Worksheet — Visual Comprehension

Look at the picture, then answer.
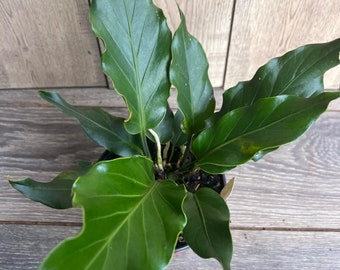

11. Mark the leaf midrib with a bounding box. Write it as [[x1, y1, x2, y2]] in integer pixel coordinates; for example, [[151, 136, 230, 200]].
[[226, 42, 339, 112], [276, 46, 338, 96], [197, 97, 323, 165], [84, 181, 159, 269], [194, 194, 214, 250], [123, 0, 145, 133]]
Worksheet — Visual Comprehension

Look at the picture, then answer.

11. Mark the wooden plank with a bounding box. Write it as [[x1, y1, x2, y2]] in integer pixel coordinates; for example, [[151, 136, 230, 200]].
[[145, 0, 234, 87], [231, 229, 340, 269], [1, 100, 339, 226], [173, 230, 340, 269], [1, 224, 340, 269], [0, 88, 150, 109], [225, 0, 340, 90], [328, 89, 340, 111], [227, 112, 340, 229], [0, 224, 80, 270], [0, 0, 106, 89], [1, 88, 338, 111], [0, 87, 225, 111], [0, 105, 118, 223]]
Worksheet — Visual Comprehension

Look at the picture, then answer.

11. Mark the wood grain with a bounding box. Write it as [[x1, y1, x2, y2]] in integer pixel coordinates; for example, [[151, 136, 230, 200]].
[[0, 88, 224, 112], [150, 0, 234, 87], [0, 225, 80, 270], [1, 0, 339, 267], [172, 229, 340, 269], [1, 224, 340, 269], [1, 88, 339, 227], [1, 88, 338, 111], [2, 0, 338, 90], [227, 112, 340, 228], [0, 0, 106, 89], [224, 0, 340, 90]]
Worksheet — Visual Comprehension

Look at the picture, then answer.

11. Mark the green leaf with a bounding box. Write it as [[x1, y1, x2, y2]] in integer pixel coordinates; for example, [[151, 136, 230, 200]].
[[40, 156, 187, 270], [171, 110, 189, 147], [9, 164, 92, 209], [218, 38, 340, 115], [39, 91, 142, 157], [147, 104, 174, 144], [193, 93, 340, 174], [251, 147, 280, 162], [183, 188, 232, 270], [90, 0, 172, 134], [170, 9, 215, 134]]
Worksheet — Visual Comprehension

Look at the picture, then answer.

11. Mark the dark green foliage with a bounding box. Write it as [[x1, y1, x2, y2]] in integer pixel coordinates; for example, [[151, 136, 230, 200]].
[[9, 0, 339, 269]]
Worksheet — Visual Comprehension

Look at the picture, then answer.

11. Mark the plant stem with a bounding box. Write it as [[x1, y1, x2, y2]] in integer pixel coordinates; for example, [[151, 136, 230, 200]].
[[141, 133, 151, 159], [148, 129, 164, 171], [177, 160, 195, 174], [181, 135, 193, 167], [162, 142, 171, 163], [168, 143, 175, 163]]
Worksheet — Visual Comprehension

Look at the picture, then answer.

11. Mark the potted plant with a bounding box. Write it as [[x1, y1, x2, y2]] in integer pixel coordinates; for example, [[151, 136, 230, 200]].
[[9, 0, 340, 269]]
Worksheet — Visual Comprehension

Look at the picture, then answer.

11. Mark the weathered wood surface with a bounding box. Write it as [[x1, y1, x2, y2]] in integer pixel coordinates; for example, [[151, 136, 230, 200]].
[[0, 0, 106, 89], [228, 111, 340, 229], [1, 88, 339, 110], [2, 0, 339, 90], [1, 87, 340, 268], [0, 0, 233, 89], [154, 0, 233, 87], [224, 0, 340, 90], [1, 0, 340, 268], [1, 88, 339, 226], [1, 224, 340, 269]]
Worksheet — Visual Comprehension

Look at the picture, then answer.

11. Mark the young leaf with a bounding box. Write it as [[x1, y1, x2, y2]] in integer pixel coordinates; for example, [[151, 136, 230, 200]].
[[147, 103, 174, 144], [193, 93, 340, 174], [220, 177, 235, 201], [171, 110, 189, 147], [90, 0, 172, 134], [40, 156, 187, 270], [218, 38, 340, 116], [9, 163, 92, 209], [183, 188, 232, 270], [170, 9, 215, 134], [39, 91, 142, 157]]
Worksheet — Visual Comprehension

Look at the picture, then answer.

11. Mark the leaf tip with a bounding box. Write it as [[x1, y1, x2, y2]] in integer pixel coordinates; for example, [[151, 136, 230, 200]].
[[220, 177, 235, 201]]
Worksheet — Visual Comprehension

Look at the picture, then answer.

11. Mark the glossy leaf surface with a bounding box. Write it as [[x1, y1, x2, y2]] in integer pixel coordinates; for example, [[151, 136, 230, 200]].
[[90, 0, 171, 134], [193, 93, 340, 173], [147, 104, 174, 144], [170, 9, 215, 134], [171, 110, 189, 147], [219, 38, 340, 115], [183, 188, 232, 270], [40, 156, 187, 270], [9, 164, 91, 209], [39, 91, 142, 156]]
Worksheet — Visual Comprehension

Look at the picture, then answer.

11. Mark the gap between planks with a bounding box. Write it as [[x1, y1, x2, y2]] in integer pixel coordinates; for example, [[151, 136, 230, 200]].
[[2, 220, 340, 233], [1, 87, 339, 111]]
